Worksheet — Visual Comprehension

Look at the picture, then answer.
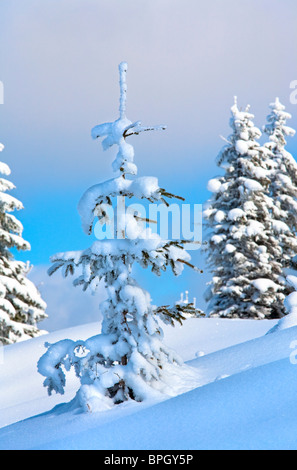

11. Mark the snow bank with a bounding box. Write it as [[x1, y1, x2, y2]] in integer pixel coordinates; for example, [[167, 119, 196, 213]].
[[2, 320, 297, 450], [0, 318, 274, 430], [33, 356, 297, 450]]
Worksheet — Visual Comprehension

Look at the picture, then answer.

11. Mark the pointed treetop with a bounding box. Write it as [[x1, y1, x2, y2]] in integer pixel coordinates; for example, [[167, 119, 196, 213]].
[[91, 62, 166, 176], [264, 97, 295, 148], [269, 97, 286, 112], [267, 97, 292, 123], [231, 96, 252, 115], [119, 61, 128, 119], [229, 98, 261, 142]]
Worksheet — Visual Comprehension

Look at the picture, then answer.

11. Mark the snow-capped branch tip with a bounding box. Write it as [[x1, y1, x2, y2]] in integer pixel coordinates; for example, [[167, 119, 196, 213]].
[[219, 135, 232, 145], [231, 96, 240, 115], [119, 61, 128, 119], [274, 97, 280, 107], [232, 96, 251, 113], [123, 122, 167, 139], [176, 258, 203, 273], [270, 96, 282, 109]]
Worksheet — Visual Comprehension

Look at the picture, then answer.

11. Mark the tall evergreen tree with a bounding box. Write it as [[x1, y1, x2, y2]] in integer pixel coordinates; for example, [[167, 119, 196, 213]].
[[0, 143, 47, 344], [263, 98, 297, 269], [38, 62, 199, 412], [204, 99, 286, 319]]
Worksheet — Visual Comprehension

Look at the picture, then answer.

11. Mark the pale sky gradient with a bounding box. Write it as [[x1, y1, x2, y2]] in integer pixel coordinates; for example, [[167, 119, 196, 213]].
[[1, 0, 297, 329]]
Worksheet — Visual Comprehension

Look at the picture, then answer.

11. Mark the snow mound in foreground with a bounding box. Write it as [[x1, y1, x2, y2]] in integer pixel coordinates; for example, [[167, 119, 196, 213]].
[[1, 318, 297, 450]]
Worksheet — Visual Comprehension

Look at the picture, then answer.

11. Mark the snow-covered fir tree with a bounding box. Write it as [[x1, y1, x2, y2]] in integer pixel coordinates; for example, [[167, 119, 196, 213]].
[[263, 98, 297, 269], [204, 98, 288, 319], [267, 275, 297, 334], [0, 143, 47, 344], [38, 62, 200, 411]]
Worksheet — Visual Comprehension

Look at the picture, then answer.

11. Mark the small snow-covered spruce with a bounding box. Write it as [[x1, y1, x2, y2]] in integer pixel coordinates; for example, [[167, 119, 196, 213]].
[[263, 98, 297, 272], [155, 290, 204, 326], [38, 62, 201, 411], [204, 98, 286, 320], [0, 143, 47, 344]]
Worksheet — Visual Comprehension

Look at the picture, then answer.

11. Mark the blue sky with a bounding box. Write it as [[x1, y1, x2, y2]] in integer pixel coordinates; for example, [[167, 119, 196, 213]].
[[1, 0, 297, 330]]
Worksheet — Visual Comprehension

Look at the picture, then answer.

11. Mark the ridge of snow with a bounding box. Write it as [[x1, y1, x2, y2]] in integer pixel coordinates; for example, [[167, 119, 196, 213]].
[[3, 317, 297, 450]]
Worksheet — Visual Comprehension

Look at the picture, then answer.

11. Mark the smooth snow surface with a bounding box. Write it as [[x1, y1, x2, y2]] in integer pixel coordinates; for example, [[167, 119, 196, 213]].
[[1, 317, 297, 450]]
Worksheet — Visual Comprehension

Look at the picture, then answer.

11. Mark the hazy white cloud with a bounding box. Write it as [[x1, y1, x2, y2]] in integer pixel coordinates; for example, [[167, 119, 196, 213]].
[[28, 265, 106, 332]]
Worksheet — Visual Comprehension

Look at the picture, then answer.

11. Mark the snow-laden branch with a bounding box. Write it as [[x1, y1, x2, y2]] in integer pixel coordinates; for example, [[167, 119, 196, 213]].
[[77, 175, 185, 235]]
